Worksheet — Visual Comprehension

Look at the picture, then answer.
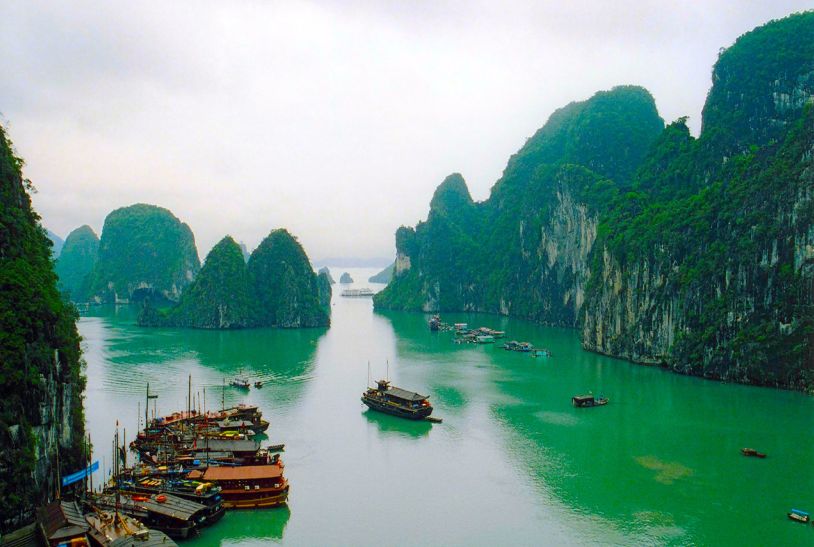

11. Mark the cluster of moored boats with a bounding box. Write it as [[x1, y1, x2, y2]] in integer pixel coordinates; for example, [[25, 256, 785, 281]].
[[431, 316, 553, 356], [3, 382, 290, 546]]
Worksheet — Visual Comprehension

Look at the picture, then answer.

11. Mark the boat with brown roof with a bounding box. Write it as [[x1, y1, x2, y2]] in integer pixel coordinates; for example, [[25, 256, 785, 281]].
[[361, 379, 433, 420], [186, 456, 289, 509]]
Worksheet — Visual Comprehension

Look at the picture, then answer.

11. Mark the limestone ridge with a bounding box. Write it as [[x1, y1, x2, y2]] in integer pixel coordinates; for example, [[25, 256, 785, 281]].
[[375, 12, 814, 389], [0, 124, 85, 531], [375, 85, 663, 315], [318, 266, 335, 284], [248, 229, 330, 328], [140, 236, 255, 328], [55, 225, 99, 302], [140, 230, 330, 329], [89, 203, 200, 304]]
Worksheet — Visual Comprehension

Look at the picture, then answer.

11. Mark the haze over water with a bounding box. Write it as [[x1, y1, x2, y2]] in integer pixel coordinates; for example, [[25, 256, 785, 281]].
[[81, 268, 814, 546]]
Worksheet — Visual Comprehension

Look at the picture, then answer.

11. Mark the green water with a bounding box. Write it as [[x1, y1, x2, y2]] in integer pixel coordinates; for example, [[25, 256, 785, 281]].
[[80, 268, 814, 546]]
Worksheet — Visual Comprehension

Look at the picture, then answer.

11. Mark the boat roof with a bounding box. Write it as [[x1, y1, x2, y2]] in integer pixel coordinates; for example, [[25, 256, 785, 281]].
[[572, 394, 595, 401], [38, 500, 88, 541], [188, 464, 284, 481], [0, 523, 40, 547], [97, 492, 206, 520], [385, 386, 428, 402], [197, 438, 261, 452]]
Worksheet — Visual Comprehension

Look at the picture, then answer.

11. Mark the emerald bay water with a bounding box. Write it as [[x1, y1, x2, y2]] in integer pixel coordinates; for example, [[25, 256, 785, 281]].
[[80, 268, 814, 546]]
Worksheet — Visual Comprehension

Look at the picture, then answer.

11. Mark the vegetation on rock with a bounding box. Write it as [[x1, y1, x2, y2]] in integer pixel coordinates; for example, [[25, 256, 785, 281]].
[[0, 124, 85, 531], [89, 204, 200, 303], [55, 225, 99, 302], [248, 229, 330, 328], [376, 12, 814, 390], [139, 236, 255, 328]]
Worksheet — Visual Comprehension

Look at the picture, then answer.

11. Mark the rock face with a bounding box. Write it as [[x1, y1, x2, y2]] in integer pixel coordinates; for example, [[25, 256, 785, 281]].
[[375, 86, 664, 318], [369, 262, 394, 284], [318, 267, 335, 284], [139, 236, 255, 328], [248, 229, 330, 328], [339, 272, 353, 284], [89, 204, 200, 303], [317, 270, 333, 309], [0, 124, 84, 531], [55, 225, 99, 302], [582, 13, 814, 389], [375, 13, 814, 390]]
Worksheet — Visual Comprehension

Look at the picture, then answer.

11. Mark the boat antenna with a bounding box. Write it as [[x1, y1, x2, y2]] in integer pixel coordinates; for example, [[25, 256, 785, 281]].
[[188, 374, 192, 418], [386, 360, 389, 382]]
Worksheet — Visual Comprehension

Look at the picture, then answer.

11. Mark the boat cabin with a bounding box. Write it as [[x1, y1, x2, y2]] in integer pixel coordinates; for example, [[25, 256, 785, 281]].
[[572, 394, 608, 407]]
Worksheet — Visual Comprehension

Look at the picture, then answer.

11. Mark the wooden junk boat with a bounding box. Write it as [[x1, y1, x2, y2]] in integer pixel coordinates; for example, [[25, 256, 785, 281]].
[[90, 491, 207, 540], [117, 476, 225, 526], [741, 448, 767, 458], [572, 394, 609, 408], [361, 379, 433, 420], [187, 455, 289, 509]]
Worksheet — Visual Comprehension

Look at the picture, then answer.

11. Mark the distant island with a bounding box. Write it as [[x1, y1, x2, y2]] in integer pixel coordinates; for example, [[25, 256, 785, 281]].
[[318, 266, 335, 284], [339, 272, 353, 283], [368, 262, 394, 284]]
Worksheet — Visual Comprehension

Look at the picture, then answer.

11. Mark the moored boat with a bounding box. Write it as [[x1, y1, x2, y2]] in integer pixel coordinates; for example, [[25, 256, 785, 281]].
[[187, 457, 289, 509], [787, 508, 810, 523], [572, 394, 609, 407], [361, 379, 433, 420]]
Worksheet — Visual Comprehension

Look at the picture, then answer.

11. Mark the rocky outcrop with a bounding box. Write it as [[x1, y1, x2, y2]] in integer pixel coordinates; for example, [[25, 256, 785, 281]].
[[317, 270, 333, 309], [89, 204, 200, 303], [248, 229, 330, 328], [55, 225, 99, 302], [339, 272, 353, 284], [318, 267, 335, 284], [139, 236, 255, 328], [0, 124, 84, 531], [375, 13, 814, 390]]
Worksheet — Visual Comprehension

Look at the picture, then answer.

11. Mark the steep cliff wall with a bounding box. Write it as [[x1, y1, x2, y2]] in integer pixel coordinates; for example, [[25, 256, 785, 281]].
[[376, 13, 814, 390], [90, 204, 200, 304], [0, 125, 85, 532]]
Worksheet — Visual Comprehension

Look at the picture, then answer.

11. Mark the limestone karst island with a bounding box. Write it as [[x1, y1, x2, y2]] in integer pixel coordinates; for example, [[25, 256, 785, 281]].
[[1, 6, 813, 546]]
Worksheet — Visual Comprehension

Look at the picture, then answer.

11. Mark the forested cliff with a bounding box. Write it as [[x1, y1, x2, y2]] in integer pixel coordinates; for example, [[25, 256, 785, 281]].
[[0, 125, 85, 531], [375, 13, 814, 389]]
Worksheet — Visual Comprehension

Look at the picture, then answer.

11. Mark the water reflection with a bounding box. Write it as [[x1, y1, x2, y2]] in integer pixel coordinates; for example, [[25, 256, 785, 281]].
[[362, 409, 433, 438]]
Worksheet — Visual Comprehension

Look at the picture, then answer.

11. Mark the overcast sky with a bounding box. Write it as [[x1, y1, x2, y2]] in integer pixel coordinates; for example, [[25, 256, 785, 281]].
[[1, 1, 811, 263]]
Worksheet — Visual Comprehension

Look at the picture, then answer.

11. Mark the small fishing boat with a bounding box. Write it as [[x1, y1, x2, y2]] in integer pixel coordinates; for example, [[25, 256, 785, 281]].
[[741, 448, 766, 458], [429, 315, 441, 331], [230, 375, 250, 389], [532, 349, 551, 357], [572, 394, 609, 407], [361, 379, 433, 420], [788, 508, 810, 523], [476, 335, 495, 344], [254, 381, 264, 388]]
